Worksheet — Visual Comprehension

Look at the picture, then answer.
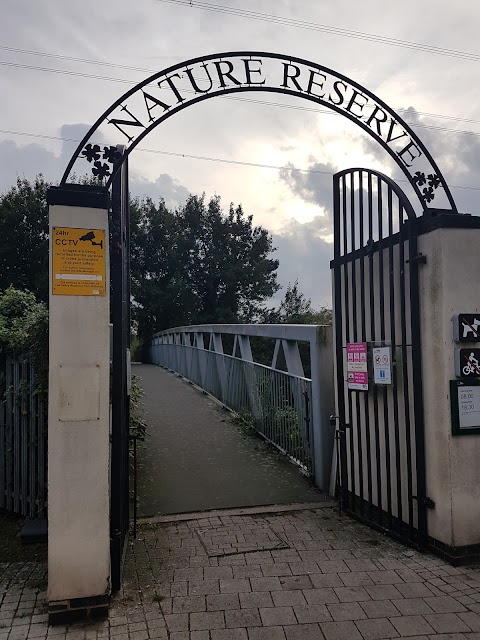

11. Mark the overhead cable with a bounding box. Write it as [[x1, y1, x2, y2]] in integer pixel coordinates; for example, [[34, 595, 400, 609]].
[[1, 127, 479, 193]]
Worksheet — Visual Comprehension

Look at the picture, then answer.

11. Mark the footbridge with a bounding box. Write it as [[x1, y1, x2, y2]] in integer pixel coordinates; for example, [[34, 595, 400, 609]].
[[136, 323, 335, 517]]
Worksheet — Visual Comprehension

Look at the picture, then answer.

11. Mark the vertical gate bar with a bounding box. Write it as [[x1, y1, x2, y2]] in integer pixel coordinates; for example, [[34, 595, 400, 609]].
[[351, 171, 364, 515], [399, 204, 415, 536], [123, 155, 131, 541], [111, 161, 124, 589], [29, 363, 35, 516], [343, 174, 355, 509], [388, 187, 403, 527], [358, 171, 373, 517], [0, 354, 5, 510], [6, 359, 13, 510], [133, 435, 137, 539], [111, 155, 130, 591], [367, 171, 382, 523], [377, 176, 393, 527], [38, 394, 46, 515], [333, 173, 347, 503], [281, 373, 286, 455], [13, 360, 20, 513], [21, 361, 28, 515], [409, 225, 428, 544]]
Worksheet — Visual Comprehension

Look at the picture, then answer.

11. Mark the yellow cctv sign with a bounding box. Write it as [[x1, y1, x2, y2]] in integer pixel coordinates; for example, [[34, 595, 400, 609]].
[[52, 227, 106, 296]]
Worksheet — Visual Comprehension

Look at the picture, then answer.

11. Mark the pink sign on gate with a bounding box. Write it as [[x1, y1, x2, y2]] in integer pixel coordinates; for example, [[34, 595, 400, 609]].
[[347, 342, 368, 391]]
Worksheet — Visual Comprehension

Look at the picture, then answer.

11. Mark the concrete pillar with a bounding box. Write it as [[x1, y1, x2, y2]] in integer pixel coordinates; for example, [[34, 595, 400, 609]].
[[310, 326, 335, 490], [47, 186, 111, 613], [418, 217, 480, 559]]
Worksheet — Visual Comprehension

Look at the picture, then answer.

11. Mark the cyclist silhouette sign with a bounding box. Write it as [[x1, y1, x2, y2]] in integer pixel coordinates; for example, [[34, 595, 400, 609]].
[[455, 349, 480, 378]]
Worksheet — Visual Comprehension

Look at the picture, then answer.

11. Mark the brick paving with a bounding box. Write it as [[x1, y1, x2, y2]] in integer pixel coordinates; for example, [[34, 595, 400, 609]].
[[5, 504, 480, 638]]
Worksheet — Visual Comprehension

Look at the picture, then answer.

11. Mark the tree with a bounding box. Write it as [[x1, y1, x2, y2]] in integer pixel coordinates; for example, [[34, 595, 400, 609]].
[[0, 286, 49, 390], [263, 279, 332, 325], [131, 193, 279, 345], [277, 280, 314, 323], [0, 177, 281, 347], [0, 177, 49, 302]]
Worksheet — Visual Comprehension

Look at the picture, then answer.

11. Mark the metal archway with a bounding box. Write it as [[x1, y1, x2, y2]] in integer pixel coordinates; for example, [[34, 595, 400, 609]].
[[61, 51, 457, 213]]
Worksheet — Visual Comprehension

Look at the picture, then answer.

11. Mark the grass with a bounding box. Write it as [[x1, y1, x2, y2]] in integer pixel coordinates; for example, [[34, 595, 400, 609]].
[[0, 509, 47, 563]]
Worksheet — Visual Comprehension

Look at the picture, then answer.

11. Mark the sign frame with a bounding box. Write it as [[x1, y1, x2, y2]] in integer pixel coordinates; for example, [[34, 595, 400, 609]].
[[373, 345, 393, 385], [454, 348, 480, 378], [453, 313, 480, 343], [450, 379, 480, 436], [347, 342, 369, 392], [52, 226, 106, 297]]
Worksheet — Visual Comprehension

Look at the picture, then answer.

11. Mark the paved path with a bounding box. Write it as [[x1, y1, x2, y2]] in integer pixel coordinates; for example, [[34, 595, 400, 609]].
[[134, 364, 326, 517], [4, 503, 480, 639]]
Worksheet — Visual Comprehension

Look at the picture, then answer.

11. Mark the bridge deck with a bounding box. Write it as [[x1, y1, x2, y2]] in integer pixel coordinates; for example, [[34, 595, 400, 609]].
[[134, 364, 327, 517]]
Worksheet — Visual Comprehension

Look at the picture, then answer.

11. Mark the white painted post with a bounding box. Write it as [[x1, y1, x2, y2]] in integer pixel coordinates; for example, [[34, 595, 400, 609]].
[[47, 186, 111, 613]]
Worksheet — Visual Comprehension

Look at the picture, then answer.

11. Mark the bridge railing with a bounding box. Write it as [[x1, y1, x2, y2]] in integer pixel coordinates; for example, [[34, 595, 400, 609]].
[[150, 324, 334, 491]]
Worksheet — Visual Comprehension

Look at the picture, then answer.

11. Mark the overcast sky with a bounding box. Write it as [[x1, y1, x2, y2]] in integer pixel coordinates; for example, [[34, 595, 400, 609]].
[[2, 0, 480, 307]]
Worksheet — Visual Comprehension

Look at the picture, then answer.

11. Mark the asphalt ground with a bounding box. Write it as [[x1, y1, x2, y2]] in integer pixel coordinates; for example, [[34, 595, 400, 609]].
[[133, 364, 326, 517]]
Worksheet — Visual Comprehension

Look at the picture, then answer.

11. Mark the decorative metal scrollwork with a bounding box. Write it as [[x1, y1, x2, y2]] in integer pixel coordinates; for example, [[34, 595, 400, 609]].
[[61, 51, 457, 212], [413, 171, 442, 204], [81, 144, 122, 181]]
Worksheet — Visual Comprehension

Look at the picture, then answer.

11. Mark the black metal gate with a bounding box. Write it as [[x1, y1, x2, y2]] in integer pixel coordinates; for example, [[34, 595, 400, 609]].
[[110, 152, 131, 590], [332, 167, 428, 546]]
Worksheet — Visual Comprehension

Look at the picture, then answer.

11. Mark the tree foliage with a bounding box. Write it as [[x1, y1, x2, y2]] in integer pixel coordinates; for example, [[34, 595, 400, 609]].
[[263, 280, 332, 325], [0, 177, 49, 302], [0, 177, 332, 362], [131, 193, 279, 345], [0, 286, 49, 390]]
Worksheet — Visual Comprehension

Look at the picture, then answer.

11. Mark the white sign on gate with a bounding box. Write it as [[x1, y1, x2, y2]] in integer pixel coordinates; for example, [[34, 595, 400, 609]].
[[458, 386, 480, 429], [373, 346, 392, 385]]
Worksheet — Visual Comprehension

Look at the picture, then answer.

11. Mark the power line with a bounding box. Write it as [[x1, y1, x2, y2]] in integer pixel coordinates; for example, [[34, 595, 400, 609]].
[[0, 45, 175, 74], [157, 0, 480, 63], [2, 59, 480, 138], [1, 45, 479, 128], [1, 127, 479, 193]]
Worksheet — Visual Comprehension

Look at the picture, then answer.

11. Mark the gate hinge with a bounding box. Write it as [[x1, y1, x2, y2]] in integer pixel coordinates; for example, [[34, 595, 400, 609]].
[[413, 495, 435, 509], [406, 253, 427, 265]]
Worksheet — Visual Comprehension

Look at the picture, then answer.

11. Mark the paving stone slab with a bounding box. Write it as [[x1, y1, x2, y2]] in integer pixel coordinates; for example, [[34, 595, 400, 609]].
[[6, 503, 480, 639], [196, 525, 289, 557]]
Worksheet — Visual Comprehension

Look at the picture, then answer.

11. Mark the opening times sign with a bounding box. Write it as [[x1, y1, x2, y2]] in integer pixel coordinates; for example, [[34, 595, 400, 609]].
[[53, 227, 106, 296], [451, 380, 480, 435], [347, 342, 368, 391]]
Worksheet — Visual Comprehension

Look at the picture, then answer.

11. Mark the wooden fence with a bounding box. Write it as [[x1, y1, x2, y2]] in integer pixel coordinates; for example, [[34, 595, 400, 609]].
[[0, 354, 47, 517]]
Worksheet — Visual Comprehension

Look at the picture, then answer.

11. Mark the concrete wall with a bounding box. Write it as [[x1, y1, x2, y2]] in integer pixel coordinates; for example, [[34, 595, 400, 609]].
[[48, 202, 111, 603], [419, 227, 480, 547]]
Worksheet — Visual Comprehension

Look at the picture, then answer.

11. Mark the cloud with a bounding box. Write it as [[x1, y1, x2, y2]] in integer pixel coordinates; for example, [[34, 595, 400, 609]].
[[279, 108, 480, 222], [279, 161, 335, 217], [0, 125, 192, 209], [0, 139, 60, 195], [129, 174, 190, 209], [272, 217, 334, 308], [360, 108, 480, 215]]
